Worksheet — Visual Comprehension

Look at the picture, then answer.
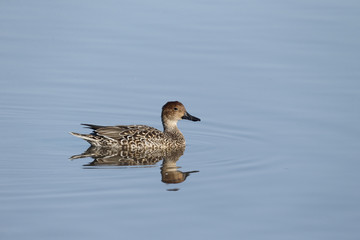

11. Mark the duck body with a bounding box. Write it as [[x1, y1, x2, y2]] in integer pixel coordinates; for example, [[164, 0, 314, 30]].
[[70, 101, 200, 150], [71, 124, 183, 150]]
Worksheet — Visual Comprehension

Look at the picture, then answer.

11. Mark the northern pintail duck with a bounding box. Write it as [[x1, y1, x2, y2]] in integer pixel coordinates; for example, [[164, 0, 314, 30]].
[[70, 101, 200, 150]]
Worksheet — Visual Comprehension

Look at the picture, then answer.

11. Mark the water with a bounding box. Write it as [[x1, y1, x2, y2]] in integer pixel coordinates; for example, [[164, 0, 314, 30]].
[[1, 1, 360, 239]]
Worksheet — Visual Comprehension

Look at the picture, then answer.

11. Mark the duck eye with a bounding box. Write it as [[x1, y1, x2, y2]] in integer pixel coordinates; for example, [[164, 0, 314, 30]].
[[174, 107, 178, 111]]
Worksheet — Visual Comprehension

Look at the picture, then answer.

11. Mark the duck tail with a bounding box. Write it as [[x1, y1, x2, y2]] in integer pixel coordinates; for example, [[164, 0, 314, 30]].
[[69, 132, 101, 147]]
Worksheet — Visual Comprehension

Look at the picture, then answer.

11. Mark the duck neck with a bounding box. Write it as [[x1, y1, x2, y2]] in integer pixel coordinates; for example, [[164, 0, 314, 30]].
[[162, 119, 185, 141]]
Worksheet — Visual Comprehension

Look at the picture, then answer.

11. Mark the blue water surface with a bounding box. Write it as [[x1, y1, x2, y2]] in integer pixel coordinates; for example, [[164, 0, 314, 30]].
[[1, 1, 359, 240]]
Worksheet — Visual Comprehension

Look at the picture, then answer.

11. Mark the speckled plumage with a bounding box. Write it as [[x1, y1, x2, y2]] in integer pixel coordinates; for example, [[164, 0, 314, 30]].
[[70, 101, 200, 150]]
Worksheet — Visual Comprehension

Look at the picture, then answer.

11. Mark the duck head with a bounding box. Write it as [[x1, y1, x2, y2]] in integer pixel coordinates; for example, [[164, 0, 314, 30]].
[[161, 101, 201, 124]]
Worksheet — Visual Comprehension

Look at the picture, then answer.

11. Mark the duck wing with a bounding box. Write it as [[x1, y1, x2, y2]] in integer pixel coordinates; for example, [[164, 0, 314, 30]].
[[82, 124, 163, 141]]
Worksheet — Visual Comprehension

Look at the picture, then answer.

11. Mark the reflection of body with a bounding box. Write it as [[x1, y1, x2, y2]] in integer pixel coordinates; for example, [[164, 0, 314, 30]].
[[71, 146, 199, 187], [70, 146, 171, 166]]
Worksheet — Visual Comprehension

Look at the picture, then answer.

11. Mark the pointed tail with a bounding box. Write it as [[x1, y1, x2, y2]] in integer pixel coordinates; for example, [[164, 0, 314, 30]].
[[69, 132, 101, 146]]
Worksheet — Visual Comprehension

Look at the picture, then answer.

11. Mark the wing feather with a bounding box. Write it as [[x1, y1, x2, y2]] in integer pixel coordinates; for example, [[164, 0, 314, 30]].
[[84, 124, 164, 141]]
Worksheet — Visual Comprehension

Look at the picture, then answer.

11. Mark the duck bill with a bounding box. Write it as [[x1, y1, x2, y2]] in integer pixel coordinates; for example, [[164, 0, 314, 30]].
[[182, 111, 201, 122]]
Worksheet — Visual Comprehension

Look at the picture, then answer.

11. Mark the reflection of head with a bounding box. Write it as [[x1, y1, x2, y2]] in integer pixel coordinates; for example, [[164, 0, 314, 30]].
[[161, 167, 199, 184], [160, 148, 198, 184], [161, 170, 187, 184]]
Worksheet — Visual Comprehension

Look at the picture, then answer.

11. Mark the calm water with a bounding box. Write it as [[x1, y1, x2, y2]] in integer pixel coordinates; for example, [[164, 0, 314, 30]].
[[1, 1, 360, 239]]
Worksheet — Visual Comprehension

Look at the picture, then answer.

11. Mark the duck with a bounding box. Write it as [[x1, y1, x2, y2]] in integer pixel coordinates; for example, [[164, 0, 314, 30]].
[[70, 101, 200, 150]]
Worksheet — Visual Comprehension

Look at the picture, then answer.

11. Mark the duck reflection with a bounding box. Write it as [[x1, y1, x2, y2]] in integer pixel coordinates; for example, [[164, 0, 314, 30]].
[[70, 146, 198, 189]]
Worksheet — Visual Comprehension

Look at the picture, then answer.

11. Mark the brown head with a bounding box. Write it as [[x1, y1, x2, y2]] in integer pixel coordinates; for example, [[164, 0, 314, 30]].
[[161, 101, 200, 131]]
